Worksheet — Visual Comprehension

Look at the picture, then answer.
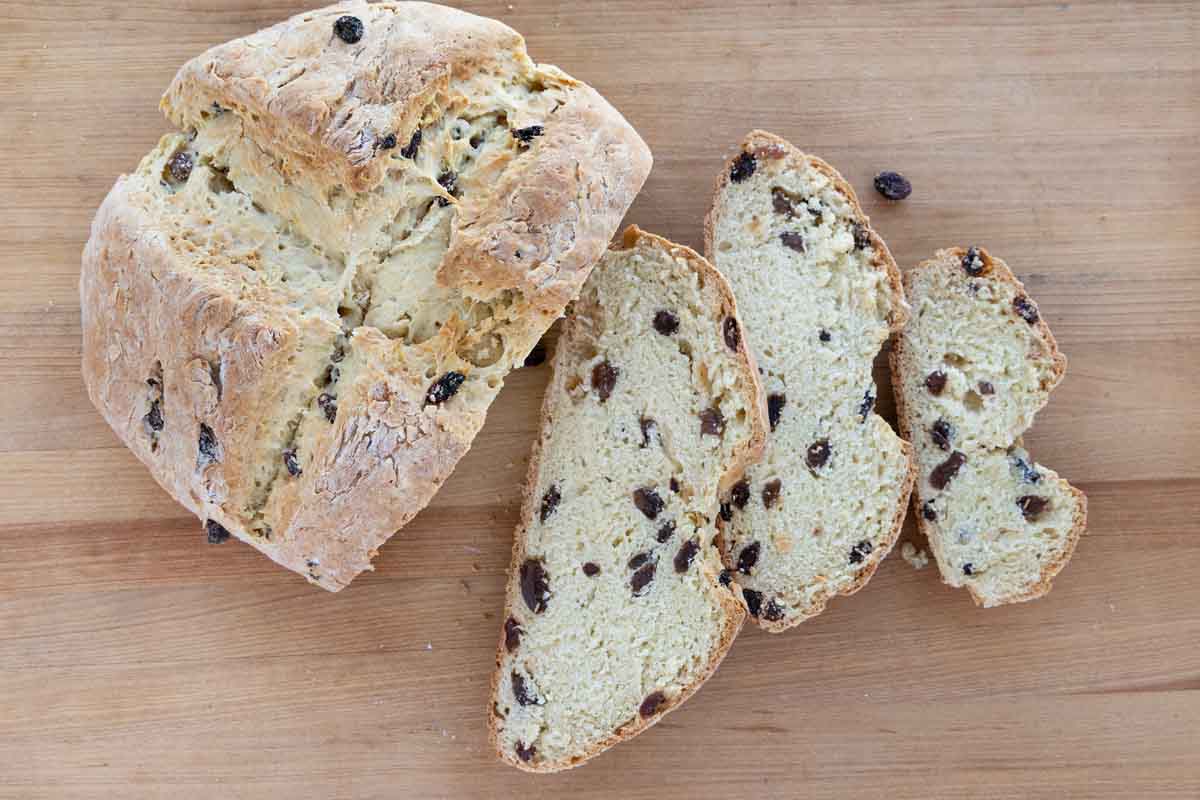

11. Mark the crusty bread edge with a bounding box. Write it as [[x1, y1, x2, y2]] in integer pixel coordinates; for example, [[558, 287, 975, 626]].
[[889, 246, 1087, 607], [702, 129, 917, 632], [487, 224, 767, 772]]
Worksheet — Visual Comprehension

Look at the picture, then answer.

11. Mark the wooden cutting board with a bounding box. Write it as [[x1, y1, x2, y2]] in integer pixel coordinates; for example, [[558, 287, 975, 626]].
[[1, 1, 1197, 797]]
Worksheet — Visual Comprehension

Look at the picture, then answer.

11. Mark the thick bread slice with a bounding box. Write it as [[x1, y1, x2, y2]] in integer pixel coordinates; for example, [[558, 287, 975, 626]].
[[80, 1, 650, 590], [890, 247, 1086, 606], [490, 226, 766, 771], [703, 130, 915, 631]]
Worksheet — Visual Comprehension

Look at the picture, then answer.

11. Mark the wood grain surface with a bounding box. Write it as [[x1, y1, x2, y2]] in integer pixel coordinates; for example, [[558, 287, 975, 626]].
[[1, 1, 1198, 797]]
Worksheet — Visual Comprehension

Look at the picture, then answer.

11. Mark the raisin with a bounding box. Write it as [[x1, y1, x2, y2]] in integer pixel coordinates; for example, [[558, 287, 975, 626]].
[[523, 343, 547, 367], [873, 170, 912, 200], [737, 541, 760, 574], [761, 479, 782, 508], [763, 600, 785, 622], [166, 151, 193, 184], [767, 393, 786, 431], [631, 561, 656, 596], [730, 152, 756, 183], [669, 477, 680, 493], [317, 393, 337, 423], [144, 400, 164, 432], [780, 231, 806, 253], [723, 317, 741, 351], [519, 559, 549, 614], [978, 381, 995, 395], [198, 423, 218, 462], [852, 223, 872, 251], [436, 170, 457, 206], [592, 360, 618, 402], [962, 247, 986, 276], [504, 617, 522, 653], [653, 310, 680, 335], [962, 563, 975, 576], [204, 519, 230, 544], [922, 502, 938, 521], [400, 129, 422, 159], [582, 562, 600, 577], [515, 742, 536, 762], [674, 539, 700, 573], [700, 406, 725, 436], [771, 187, 796, 216], [512, 671, 539, 706], [730, 480, 750, 510], [283, 448, 302, 477], [640, 691, 667, 717], [640, 416, 658, 448], [743, 588, 764, 617], [628, 551, 652, 570], [426, 371, 465, 406], [819, 329, 832, 342], [656, 521, 676, 543], [719, 569, 734, 586], [931, 419, 954, 451], [333, 14, 364, 43], [633, 487, 664, 520], [848, 539, 873, 565], [539, 485, 561, 523], [719, 502, 733, 522], [858, 391, 875, 421], [930, 451, 967, 490], [806, 439, 831, 470], [513, 125, 545, 143], [1012, 456, 1042, 484], [925, 371, 947, 395], [377, 133, 398, 151], [1013, 295, 1039, 324], [1017, 495, 1049, 521]]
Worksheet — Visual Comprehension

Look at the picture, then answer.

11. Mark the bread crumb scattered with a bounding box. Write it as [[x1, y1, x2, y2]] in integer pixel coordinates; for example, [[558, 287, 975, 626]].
[[901, 542, 929, 570]]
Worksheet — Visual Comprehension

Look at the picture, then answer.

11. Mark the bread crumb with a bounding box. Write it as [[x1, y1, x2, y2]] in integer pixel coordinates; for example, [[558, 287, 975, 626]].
[[901, 542, 929, 570]]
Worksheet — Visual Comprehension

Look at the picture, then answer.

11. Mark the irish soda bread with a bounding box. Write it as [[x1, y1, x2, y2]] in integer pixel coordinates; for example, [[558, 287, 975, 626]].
[[703, 131, 915, 631], [890, 247, 1086, 606], [80, 2, 650, 589], [490, 227, 766, 771]]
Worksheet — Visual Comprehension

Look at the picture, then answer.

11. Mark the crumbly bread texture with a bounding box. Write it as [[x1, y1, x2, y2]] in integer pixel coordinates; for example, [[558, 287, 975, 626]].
[[490, 227, 766, 772], [890, 247, 1086, 606], [80, 2, 650, 590], [703, 130, 915, 631]]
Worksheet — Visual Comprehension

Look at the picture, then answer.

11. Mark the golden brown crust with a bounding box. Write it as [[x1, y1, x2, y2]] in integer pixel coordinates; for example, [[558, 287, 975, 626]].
[[488, 225, 764, 772], [890, 247, 1085, 606], [702, 130, 916, 631], [81, 2, 652, 590]]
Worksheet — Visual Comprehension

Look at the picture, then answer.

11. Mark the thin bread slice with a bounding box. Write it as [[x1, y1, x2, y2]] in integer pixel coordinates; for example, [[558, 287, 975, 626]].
[[890, 247, 1086, 605], [489, 226, 766, 771], [703, 130, 915, 631]]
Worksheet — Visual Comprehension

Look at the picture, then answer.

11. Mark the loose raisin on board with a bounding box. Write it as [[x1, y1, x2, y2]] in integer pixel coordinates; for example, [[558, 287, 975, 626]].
[[512, 672, 539, 706], [874, 171, 912, 200], [520, 559, 550, 614], [780, 231, 806, 253], [737, 542, 760, 574], [333, 15, 364, 43], [653, 310, 680, 335], [282, 448, 302, 477], [1017, 495, 1050, 521], [400, 129, 422, 159], [700, 406, 725, 436], [539, 485, 561, 523], [592, 361, 618, 402], [317, 393, 337, 422], [743, 588, 764, 617], [1013, 295, 1040, 324], [848, 539, 874, 565], [513, 125, 545, 144], [504, 617, 523, 653], [205, 519, 230, 544], [925, 371, 947, 395], [930, 451, 967, 490], [674, 539, 700, 573], [633, 488, 664, 520], [806, 439, 831, 470], [767, 393, 786, 431], [640, 691, 667, 717], [426, 371, 466, 405], [723, 317, 741, 351], [931, 419, 954, 451], [582, 562, 600, 577], [730, 152, 756, 183], [731, 480, 750, 510], [962, 247, 986, 276]]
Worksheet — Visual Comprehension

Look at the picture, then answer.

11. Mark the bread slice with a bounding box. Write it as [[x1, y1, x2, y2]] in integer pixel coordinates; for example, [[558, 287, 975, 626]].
[[890, 247, 1086, 606], [490, 227, 766, 771], [702, 130, 915, 631], [80, 2, 650, 589]]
